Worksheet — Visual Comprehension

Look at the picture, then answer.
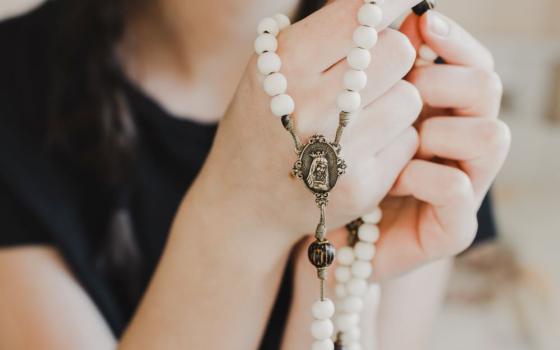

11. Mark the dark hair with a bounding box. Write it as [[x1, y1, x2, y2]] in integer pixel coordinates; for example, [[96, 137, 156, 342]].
[[48, 0, 326, 305]]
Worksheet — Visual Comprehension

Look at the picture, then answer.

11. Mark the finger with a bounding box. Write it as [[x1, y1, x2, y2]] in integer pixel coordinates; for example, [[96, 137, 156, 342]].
[[333, 126, 419, 219], [281, 0, 424, 74], [375, 160, 477, 276], [342, 80, 422, 153], [408, 65, 503, 116], [418, 11, 494, 70], [418, 117, 511, 201], [323, 29, 417, 108]]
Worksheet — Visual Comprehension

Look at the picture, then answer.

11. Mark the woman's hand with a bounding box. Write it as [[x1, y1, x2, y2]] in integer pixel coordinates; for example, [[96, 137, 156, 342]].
[[374, 10, 510, 278], [282, 9, 510, 350], [198, 0, 425, 240]]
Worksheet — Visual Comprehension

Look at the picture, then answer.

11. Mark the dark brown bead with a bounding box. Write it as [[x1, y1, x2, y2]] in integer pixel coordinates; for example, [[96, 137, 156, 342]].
[[412, 0, 436, 15], [308, 240, 335, 268]]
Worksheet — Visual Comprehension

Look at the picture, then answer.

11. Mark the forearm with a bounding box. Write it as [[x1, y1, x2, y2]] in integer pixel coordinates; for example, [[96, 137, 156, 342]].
[[377, 258, 452, 350], [120, 170, 296, 350]]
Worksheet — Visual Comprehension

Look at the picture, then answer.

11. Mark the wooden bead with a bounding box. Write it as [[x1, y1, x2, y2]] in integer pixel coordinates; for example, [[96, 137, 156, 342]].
[[312, 298, 335, 320], [273, 13, 291, 30], [335, 266, 352, 283], [335, 313, 359, 332], [419, 44, 438, 61], [270, 94, 294, 117], [340, 328, 361, 343], [257, 17, 279, 36], [347, 48, 371, 70], [357, 3, 383, 27], [347, 342, 362, 350], [343, 70, 367, 92], [257, 52, 281, 75], [351, 260, 372, 279], [353, 25, 378, 49], [335, 284, 348, 298], [357, 223, 380, 243], [337, 90, 361, 113], [337, 246, 355, 266], [263, 72, 287, 96], [308, 240, 335, 269], [311, 319, 334, 340], [354, 241, 375, 261], [362, 208, 382, 224], [254, 33, 278, 54], [341, 296, 364, 313], [312, 339, 335, 350], [347, 278, 368, 296]]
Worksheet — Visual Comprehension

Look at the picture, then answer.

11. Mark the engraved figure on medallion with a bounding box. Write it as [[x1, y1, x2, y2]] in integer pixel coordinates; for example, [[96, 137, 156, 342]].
[[306, 151, 330, 192]]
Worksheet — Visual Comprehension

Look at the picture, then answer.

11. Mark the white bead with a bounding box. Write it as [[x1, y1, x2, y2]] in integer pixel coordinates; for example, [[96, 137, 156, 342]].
[[362, 208, 382, 224], [263, 73, 287, 96], [337, 246, 355, 266], [337, 90, 361, 113], [257, 17, 279, 36], [347, 278, 368, 296], [419, 44, 438, 61], [347, 342, 362, 350], [353, 26, 378, 49], [335, 313, 359, 332], [358, 4, 383, 27], [354, 241, 376, 261], [254, 33, 278, 54], [341, 296, 364, 313], [340, 328, 361, 343], [311, 319, 334, 340], [273, 13, 291, 30], [357, 223, 380, 242], [257, 52, 281, 75], [347, 48, 371, 70], [343, 70, 367, 92], [311, 339, 335, 350], [270, 94, 295, 117], [335, 284, 347, 298], [351, 260, 372, 279], [335, 266, 352, 283], [312, 298, 335, 320]]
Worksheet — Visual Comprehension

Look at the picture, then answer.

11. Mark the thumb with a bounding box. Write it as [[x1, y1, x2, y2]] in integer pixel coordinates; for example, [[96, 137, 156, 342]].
[[399, 12, 423, 51], [418, 11, 494, 70]]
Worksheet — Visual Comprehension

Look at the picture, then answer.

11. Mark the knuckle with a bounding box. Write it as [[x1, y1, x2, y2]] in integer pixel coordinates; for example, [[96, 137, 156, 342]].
[[386, 30, 417, 73], [479, 119, 512, 152], [450, 217, 479, 255], [441, 169, 473, 204], [475, 69, 503, 100], [395, 80, 423, 120]]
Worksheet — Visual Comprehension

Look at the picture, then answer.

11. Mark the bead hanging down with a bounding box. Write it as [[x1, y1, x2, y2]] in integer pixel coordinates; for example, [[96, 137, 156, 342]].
[[254, 1, 385, 349]]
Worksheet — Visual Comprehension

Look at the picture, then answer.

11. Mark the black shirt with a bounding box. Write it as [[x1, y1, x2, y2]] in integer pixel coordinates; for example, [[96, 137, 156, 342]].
[[0, 2, 496, 349]]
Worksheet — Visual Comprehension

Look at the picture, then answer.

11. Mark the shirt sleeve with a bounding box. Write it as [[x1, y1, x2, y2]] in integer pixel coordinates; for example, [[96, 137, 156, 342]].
[[471, 192, 498, 247], [0, 180, 52, 246]]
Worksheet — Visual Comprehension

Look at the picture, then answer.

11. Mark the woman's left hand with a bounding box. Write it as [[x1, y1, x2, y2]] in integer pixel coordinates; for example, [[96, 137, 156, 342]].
[[376, 10, 510, 278], [281, 10, 510, 349]]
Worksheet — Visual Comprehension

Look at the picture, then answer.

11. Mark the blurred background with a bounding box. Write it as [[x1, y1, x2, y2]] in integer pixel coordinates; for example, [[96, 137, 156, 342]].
[[2, 0, 559, 349]]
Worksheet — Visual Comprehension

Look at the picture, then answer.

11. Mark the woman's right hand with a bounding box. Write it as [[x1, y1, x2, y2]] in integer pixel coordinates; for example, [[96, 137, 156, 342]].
[[198, 0, 424, 239]]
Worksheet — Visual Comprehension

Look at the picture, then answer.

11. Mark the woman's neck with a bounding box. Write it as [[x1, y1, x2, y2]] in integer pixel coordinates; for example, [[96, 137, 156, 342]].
[[121, 0, 301, 123]]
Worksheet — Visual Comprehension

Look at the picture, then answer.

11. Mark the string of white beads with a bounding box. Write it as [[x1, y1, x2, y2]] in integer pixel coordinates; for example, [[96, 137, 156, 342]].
[[254, 15, 293, 119], [334, 208, 382, 349]]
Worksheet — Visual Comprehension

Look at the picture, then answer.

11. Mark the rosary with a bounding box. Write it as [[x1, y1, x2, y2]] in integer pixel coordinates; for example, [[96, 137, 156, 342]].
[[254, 1, 436, 349]]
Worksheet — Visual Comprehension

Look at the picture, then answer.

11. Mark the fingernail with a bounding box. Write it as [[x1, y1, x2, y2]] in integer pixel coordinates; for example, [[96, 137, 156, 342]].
[[428, 12, 449, 37]]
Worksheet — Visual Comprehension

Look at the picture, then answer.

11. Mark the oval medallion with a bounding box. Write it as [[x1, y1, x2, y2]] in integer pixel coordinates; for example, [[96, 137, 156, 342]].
[[292, 135, 346, 194]]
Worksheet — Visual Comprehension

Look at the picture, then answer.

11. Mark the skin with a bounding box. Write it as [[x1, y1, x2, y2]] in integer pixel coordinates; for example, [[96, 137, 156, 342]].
[[0, 0, 509, 349]]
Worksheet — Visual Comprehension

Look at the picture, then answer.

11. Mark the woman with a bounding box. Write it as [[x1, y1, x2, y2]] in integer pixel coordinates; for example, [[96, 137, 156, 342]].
[[0, 0, 509, 348]]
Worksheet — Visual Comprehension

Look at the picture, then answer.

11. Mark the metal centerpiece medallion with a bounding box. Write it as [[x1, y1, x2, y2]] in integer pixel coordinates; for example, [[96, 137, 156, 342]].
[[292, 135, 346, 205]]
